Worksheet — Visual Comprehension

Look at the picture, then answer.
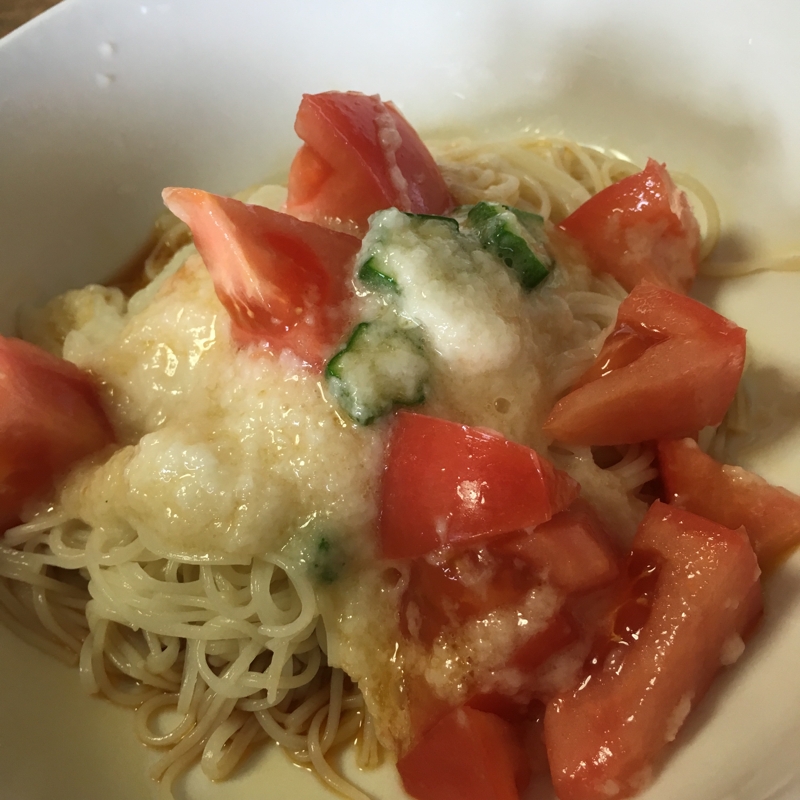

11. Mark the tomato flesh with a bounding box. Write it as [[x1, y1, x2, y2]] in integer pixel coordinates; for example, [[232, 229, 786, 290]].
[[614, 277, 742, 338], [402, 548, 535, 647], [544, 502, 762, 800], [571, 327, 658, 390], [162, 188, 360, 369], [397, 706, 530, 800], [659, 437, 800, 570], [559, 159, 701, 293], [401, 543, 579, 741], [380, 411, 580, 559], [544, 282, 746, 445], [466, 611, 578, 719], [0, 337, 113, 529], [285, 91, 453, 235], [494, 500, 621, 594]]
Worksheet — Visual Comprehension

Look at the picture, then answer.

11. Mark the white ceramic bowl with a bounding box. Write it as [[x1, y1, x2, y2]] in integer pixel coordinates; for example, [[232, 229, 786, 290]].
[[3, 2, 800, 799]]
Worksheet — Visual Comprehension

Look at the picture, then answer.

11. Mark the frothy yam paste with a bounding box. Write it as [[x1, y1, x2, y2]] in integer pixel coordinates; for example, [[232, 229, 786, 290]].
[[54, 255, 383, 562]]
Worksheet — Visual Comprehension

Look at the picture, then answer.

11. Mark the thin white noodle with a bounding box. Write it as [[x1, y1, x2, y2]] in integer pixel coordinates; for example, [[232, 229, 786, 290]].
[[606, 445, 659, 492], [277, 683, 331, 733], [671, 171, 722, 261], [0, 588, 77, 663], [201, 712, 264, 781], [144, 631, 182, 675], [565, 291, 621, 326], [148, 691, 238, 782], [3, 511, 72, 542], [156, 748, 199, 800], [700, 254, 800, 278], [307, 699, 372, 800], [31, 585, 84, 654], [135, 692, 196, 746], [256, 555, 317, 639], [356, 709, 382, 769]]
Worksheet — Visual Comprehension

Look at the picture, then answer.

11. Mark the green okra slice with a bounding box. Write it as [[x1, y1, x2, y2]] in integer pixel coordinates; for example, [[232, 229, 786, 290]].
[[326, 317, 429, 425], [309, 535, 347, 585], [466, 201, 553, 290], [356, 212, 459, 295]]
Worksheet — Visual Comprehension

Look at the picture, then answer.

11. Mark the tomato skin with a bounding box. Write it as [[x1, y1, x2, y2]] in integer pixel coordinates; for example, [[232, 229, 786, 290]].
[[397, 706, 529, 800], [544, 502, 762, 800], [544, 282, 746, 445], [380, 411, 580, 559], [162, 188, 361, 369], [614, 278, 742, 339], [546, 337, 737, 446], [559, 159, 701, 293], [659, 437, 800, 571], [493, 500, 621, 594], [285, 91, 453, 235], [0, 337, 114, 529]]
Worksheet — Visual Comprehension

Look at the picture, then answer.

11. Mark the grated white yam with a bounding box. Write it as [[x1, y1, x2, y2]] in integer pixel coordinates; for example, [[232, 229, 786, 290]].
[[55, 256, 383, 563]]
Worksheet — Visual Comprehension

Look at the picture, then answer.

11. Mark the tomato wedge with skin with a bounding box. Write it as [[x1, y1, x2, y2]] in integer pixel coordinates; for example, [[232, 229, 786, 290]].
[[559, 159, 701, 293], [285, 91, 453, 235], [380, 411, 580, 559], [0, 337, 114, 530], [397, 706, 530, 800], [659, 437, 800, 571], [545, 502, 762, 800], [544, 282, 746, 445], [162, 188, 361, 370]]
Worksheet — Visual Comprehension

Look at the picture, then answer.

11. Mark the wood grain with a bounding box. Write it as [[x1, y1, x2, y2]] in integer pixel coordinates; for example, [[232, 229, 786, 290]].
[[0, 0, 63, 39]]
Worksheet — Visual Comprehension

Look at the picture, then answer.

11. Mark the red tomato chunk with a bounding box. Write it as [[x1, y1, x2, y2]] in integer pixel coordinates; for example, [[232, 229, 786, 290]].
[[162, 188, 360, 369], [544, 502, 762, 800], [544, 282, 746, 445], [494, 500, 621, 595], [379, 411, 580, 559], [0, 337, 114, 529], [659, 437, 800, 571], [398, 706, 530, 800], [559, 159, 701, 293], [285, 91, 453, 235]]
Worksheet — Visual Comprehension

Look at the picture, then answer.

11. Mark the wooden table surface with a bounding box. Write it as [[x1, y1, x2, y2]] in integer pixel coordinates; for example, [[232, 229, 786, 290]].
[[0, 0, 62, 39]]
